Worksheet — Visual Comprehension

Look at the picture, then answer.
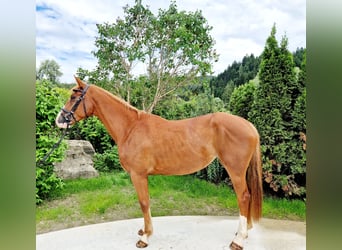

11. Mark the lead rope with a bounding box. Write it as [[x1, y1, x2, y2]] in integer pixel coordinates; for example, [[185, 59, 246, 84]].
[[36, 124, 70, 167]]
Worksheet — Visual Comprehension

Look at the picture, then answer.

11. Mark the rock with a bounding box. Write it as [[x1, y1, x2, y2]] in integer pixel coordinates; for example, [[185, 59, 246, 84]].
[[54, 140, 99, 180]]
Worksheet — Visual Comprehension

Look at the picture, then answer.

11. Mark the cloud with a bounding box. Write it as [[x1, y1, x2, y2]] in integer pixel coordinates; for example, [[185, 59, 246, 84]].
[[36, 0, 306, 83]]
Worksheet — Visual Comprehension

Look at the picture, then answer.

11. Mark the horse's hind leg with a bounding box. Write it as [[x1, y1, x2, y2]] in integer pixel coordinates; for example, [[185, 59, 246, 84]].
[[229, 176, 250, 250], [130, 172, 153, 248], [219, 156, 251, 249]]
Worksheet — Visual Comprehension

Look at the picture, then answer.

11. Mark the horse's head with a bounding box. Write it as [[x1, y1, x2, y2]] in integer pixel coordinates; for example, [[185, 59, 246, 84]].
[[56, 77, 94, 128]]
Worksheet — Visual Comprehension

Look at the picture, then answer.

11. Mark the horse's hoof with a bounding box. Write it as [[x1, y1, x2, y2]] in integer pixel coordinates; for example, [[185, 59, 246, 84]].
[[229, 241, 243, 250], [138, 229, 144, 236], [136, 240, 148, 248]]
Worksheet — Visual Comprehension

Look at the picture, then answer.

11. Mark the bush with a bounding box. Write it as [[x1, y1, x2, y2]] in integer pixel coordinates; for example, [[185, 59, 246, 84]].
[[93, 145, 122, 172], [36, 164, 64, 204], [228, 80, 256, 119], [36, 80, 69, 204]]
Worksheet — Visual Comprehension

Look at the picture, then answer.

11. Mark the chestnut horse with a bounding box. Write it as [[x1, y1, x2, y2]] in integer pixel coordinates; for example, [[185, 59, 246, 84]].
[[56, 77, 263, 249]]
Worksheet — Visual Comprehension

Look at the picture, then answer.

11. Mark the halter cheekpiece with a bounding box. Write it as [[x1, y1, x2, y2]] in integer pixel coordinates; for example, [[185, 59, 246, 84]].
[[61, 84, 90, 124]]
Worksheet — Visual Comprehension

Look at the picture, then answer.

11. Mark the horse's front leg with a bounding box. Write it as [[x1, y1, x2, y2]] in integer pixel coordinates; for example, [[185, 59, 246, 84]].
[[130, 172, 153, 248]]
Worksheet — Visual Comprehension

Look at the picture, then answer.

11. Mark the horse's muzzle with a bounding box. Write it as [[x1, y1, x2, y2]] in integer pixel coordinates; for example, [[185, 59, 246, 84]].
[[56, 111, 71, 129]]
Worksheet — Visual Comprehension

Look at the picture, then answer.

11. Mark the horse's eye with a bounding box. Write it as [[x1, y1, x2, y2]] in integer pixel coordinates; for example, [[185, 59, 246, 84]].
[[70, 96, 76, 101]]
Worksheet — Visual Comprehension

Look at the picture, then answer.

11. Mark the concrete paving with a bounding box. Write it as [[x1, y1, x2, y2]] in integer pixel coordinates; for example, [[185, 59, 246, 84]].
[[36, 216, 306, 250]]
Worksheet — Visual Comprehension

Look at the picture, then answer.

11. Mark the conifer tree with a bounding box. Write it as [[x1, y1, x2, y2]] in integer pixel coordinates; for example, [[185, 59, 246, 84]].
[[248, 24, 306, 197]]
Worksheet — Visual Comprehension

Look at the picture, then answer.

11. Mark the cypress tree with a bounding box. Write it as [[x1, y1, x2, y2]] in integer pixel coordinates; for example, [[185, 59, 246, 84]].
[[248, 24, 306, 197]]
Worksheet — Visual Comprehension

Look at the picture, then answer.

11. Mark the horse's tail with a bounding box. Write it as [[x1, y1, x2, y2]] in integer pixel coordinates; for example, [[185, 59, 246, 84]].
[[246, 137, 263, 226]]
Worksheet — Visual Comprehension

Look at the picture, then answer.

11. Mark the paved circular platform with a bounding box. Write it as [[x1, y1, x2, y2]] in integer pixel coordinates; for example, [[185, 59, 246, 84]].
[[36, 216, 306, 250]]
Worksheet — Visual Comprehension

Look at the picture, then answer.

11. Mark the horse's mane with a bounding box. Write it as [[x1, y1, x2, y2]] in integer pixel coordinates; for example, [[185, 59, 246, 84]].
[[92, 84, 142, 114]]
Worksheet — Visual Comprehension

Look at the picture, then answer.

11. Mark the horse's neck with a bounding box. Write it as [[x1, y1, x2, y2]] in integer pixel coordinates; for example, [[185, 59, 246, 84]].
[[92, 87, 139, 144]]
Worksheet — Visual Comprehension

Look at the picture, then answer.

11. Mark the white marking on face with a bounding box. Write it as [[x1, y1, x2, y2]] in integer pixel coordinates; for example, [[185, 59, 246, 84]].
[[55, 111, 69, 129]]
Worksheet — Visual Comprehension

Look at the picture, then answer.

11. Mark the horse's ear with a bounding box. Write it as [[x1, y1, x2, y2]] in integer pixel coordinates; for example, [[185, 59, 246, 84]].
[[74, 76, 87, 89]]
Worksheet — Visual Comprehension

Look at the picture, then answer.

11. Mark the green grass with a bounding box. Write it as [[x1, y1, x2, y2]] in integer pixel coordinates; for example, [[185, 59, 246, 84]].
[[263, 196, 306, 220], [36, 171, 305, 233]]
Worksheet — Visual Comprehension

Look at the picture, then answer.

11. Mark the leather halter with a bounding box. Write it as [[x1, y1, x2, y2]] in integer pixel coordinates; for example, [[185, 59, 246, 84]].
[[61, 84, 90, 124]]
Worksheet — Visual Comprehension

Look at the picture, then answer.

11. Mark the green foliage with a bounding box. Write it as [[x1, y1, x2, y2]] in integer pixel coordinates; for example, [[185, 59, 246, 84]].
[[36, 165, 65, 204], [229, 80, 257, 119], [79, 0, 218, 113], [93, 145, 121, 172], [221, 80, 235, 104], [36, 80, 69, 204], [293, 47, 306, 70], [291, 88, 306, 132], [210, 54, 260, 100], [154, 79, 226, 120], [248, 24, 306, 198]]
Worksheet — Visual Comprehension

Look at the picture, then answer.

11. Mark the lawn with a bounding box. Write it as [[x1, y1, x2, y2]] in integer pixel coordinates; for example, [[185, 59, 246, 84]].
[[36, 171, 306, 234]]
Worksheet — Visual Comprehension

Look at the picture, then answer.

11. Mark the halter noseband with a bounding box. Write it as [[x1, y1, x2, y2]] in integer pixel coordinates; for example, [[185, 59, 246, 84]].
[[61, 84, 90, 124]]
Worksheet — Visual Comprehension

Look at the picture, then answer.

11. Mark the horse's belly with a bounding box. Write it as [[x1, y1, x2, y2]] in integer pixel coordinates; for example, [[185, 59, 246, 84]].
[[150, 148, 217, 175]]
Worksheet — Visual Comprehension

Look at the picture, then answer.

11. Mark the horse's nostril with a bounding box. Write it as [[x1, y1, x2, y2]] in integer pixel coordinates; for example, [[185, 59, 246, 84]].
[[58, 115, 66, 123]]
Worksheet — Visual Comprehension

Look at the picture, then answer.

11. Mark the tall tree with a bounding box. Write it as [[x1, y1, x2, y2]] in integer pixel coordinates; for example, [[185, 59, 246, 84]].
[[36, 59, 63, 83], [80, 0, 218, 113], [248, 24, 306, 197]]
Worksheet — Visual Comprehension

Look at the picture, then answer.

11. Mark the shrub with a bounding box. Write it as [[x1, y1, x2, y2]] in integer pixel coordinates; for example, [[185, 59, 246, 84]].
[[93, 145, 122, 172], [36, 80, 69, 204], [228, 80, 256, 119]]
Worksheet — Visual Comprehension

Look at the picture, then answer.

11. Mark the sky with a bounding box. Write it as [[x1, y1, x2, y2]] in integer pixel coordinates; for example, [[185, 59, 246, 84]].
[[36, 0, 306, 83]]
